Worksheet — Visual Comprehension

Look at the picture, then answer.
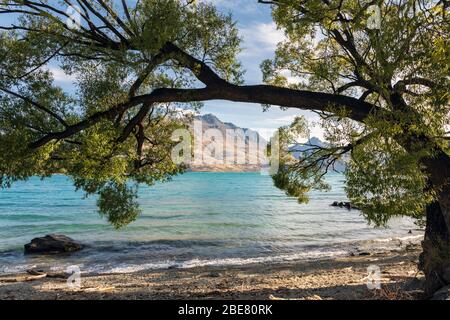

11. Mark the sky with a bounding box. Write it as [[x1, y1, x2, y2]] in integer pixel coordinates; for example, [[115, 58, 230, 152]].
[[199, 1, 322, 139], [1, 0, 323, 140]]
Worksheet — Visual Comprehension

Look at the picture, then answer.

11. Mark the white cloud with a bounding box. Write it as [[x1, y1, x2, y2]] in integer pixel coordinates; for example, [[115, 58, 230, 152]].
[[200, 0, 260, 13], [269, 114, 298, 124], [47, 67, 76, 83], [239, 22, 285, 57], [261, 113, 322, 140], [279, 69, 304, 85]]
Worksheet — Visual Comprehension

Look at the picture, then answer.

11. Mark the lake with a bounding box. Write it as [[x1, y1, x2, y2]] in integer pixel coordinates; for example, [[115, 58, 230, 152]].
[[0, 172, 421, 274]]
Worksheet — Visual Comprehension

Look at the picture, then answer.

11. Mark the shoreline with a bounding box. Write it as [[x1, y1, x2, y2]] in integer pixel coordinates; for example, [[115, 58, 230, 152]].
[[0, 232, 424, 275], [0, 245, 425, 300]]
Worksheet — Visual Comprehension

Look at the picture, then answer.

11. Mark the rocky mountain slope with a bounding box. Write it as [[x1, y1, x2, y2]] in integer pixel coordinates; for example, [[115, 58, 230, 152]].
[[189, 114, 267, 172]]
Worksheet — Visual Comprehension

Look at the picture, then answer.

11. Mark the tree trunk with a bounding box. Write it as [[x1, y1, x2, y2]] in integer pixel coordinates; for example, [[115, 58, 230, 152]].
[[420, 151, 450, 296]]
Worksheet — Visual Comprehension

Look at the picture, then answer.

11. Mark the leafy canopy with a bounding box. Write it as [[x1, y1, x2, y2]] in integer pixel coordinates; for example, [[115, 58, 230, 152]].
[[0, 0, 448, 229], [264, 0, 449, 226], [0, 0, 242, 228]]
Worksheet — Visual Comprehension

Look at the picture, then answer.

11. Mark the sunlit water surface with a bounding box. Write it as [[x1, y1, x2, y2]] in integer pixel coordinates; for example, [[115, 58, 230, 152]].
[[0, 173, 421, 273]]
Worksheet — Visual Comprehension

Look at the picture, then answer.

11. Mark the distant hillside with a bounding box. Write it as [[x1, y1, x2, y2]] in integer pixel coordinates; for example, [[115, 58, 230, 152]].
[[289, 137, 325, 157], [186, 114, 346, 173], [289, 137, 347, 172], [189, 114, 267, 172]]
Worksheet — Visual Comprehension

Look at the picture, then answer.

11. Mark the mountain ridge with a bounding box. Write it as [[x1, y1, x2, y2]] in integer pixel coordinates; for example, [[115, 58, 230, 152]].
[[188, 114, 343, 172], [189, 114, 266, 172]]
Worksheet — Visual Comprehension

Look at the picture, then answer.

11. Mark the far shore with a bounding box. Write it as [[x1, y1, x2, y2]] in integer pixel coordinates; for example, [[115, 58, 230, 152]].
[[0, 245, 425, 300]]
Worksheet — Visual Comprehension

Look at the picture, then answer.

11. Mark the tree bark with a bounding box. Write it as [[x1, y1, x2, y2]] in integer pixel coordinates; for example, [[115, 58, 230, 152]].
[[420, 150, 450, 296]]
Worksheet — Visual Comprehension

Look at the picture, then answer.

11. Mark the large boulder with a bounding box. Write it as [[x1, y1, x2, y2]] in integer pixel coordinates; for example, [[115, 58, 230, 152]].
[[24, 234, 83, 254]]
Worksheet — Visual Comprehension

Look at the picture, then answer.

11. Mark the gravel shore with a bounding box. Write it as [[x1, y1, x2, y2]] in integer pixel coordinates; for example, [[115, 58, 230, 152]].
[[0, 245, 425, 300]]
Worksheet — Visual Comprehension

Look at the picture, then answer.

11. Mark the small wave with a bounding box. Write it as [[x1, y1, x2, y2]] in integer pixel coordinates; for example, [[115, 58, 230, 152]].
[[95, 249, 349, 274], [99, 234, 423, 274], [365, 234, 423, 244], [0, 232, 423, 276]]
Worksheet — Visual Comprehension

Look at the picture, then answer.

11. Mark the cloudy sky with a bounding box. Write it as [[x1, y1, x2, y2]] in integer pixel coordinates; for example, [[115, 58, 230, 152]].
[[199, 1, 322, 139]]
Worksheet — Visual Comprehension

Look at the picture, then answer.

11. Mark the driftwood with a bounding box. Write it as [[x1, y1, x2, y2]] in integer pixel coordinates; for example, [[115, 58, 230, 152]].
[[0, 268, 70, 283], [27, 268, 68, 279], [82, 286, 116, 292], [269, 294, 322, 300], [0, 273, 47, 283]]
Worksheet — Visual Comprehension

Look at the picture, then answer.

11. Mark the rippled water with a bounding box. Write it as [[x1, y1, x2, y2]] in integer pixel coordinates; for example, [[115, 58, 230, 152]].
[[0, 172, 421, 274]]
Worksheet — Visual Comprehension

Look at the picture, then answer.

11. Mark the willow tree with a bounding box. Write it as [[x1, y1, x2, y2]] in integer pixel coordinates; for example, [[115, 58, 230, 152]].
[[0, 0, 448, 294]]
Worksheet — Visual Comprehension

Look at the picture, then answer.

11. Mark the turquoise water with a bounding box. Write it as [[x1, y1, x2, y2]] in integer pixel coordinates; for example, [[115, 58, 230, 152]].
[[0, 172, 421, 273]]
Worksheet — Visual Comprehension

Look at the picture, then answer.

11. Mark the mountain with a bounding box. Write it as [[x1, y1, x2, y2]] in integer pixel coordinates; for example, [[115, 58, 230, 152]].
[[186, 114, 346, 173], [289, 137, 347, 172], [194, 114, 261, 140], [289, 137, 325, 157], [189, 114, 267, 172]]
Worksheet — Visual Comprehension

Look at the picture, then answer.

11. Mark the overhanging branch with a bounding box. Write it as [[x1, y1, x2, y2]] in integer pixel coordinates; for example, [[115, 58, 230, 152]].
[[28, 81, 379, 150]]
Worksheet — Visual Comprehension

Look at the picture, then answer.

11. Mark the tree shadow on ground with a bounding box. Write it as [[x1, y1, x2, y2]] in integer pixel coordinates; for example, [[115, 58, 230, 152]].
[[0, 251, 425, 300]]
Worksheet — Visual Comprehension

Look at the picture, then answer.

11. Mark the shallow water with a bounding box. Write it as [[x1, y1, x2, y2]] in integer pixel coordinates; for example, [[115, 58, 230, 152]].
[[0, 172, 421, 274]]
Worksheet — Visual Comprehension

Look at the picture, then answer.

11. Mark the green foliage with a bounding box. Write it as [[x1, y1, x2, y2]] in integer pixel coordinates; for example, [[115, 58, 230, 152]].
[[345, 133, 433, 226], [0, 0, 448, 231], [272, 116, 331, 203], [266, 0, 449, 226], [0, 0, 241, 227], [132, 0, 185, 53], [97, 182, 141, 229]]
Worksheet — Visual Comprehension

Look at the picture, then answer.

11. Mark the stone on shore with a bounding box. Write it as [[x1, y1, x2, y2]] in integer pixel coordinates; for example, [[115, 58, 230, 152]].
[[24, 234, 83, 254], [331, 201, 360, 210]]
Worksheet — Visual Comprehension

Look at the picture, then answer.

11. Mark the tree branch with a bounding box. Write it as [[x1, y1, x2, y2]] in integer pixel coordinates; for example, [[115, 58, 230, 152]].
[[0, 87, 69, 127], [28, 79, 379, 150]]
